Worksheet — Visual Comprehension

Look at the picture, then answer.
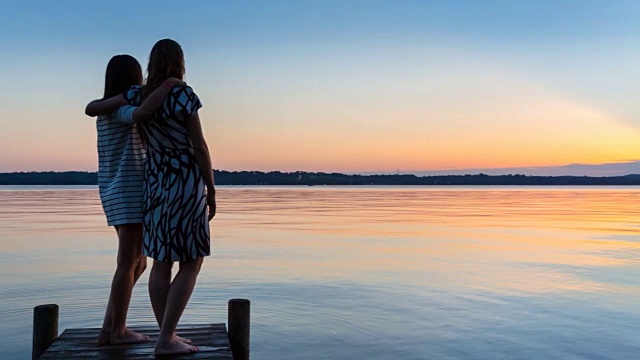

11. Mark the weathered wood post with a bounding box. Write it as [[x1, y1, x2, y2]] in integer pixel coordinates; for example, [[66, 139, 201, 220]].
[[32, 304, 58, 360], [228, 298, 250, 360]]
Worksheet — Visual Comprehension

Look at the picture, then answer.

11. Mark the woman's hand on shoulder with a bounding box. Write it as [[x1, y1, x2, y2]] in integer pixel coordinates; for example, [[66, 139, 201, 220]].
[[166, 77, 188, 88]]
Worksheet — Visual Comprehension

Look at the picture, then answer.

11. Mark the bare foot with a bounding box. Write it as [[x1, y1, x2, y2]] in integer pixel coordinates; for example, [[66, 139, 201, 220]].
[[110, 328, 151, 344], [97, 329, 110, 345], [175, 335, 192, 344], [155, 337, 199, 355]]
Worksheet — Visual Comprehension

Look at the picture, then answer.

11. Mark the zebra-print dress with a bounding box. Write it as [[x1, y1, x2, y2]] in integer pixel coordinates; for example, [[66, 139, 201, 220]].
[[125, 85, 210, 262]]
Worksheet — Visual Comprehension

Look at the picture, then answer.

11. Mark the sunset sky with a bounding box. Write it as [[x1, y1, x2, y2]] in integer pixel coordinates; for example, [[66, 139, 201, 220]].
[[2, 0, 640, 174]]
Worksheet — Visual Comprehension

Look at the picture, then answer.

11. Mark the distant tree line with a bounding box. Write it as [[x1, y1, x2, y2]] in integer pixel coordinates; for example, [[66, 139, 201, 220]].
[[0, 171, 98, 185], [1, 171, 640, 186]]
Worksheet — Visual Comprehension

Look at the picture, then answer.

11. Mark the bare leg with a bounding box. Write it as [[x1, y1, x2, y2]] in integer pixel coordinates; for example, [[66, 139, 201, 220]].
[[99, 251, 147, 345], [134, 254, 148, 280], [154, 257, 203, 355], [98, 226, 121, 345], [98, 299, 113, 345], [149, 260, 173, 327], [148, 260, 192, 344], [101, 224, 150, 344]]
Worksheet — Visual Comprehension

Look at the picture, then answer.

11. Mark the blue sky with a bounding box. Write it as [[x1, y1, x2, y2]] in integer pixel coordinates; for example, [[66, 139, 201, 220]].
[[1, 1, 640, 174]]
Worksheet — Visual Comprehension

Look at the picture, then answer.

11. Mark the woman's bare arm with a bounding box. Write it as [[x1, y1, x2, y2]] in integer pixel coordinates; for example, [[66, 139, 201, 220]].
[[85, 95, 127, 117], [131, 78, 186, 122], [186, 111, 216, 220], [84, 78, 186, 120]]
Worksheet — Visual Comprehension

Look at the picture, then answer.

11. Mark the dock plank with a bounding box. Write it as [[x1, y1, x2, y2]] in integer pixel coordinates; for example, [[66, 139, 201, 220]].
[[39, 324, 233, 360]]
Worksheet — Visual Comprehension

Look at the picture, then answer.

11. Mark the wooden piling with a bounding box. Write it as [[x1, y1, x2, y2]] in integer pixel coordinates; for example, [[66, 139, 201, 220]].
[[32, 304, 58, 360], [228, 298, 250, 360]]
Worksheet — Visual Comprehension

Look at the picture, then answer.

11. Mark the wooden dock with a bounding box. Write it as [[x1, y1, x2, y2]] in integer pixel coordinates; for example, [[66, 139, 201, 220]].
[[39, 324, 233, 359], [33, 300, 250, 360]]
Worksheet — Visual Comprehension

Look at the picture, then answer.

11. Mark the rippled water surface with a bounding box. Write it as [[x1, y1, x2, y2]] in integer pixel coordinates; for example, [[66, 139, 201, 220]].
[[2, 186, 640, 359]]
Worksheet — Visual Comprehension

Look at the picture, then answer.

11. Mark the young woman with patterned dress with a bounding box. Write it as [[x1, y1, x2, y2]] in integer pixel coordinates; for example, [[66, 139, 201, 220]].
[[124, 38, 216, 356]]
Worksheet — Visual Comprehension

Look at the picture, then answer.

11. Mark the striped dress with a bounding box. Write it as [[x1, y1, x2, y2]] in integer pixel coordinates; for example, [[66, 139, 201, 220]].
[[96, 105, 145, 226]]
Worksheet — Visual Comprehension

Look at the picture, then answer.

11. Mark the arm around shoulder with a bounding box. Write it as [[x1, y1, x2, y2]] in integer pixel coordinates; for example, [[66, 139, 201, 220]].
[[132, 78, 188, 122], [85, 95, 128, 117]]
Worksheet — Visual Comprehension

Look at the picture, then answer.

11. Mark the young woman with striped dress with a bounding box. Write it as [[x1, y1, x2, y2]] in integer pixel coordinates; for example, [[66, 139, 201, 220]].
[[84, 55, 187, 345]]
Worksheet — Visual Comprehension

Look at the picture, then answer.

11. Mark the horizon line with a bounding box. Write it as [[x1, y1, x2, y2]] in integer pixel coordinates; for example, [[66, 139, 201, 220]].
[[4, 160, 640, 177], [2, 170, 640, 178]]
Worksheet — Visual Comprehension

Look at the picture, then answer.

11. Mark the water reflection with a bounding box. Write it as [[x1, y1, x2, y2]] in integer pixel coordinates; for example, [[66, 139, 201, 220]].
[[1, 186, 640, 359]]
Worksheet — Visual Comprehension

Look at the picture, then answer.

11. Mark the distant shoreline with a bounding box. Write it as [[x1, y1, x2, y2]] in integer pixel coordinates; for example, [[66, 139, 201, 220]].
[[2, 171, 640, 186]]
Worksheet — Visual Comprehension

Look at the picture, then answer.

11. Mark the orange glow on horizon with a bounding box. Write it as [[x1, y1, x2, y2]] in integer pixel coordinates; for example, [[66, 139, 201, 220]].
[[3, 48, 640, 174]]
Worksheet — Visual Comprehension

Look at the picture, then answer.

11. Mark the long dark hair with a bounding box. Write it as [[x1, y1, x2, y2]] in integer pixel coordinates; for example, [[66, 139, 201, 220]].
[[142, 39, 185, 99], [103, 55, 143, 99]]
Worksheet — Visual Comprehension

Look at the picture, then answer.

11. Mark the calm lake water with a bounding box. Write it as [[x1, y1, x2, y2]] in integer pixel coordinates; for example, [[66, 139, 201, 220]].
[[1, 186, 640, 359]]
